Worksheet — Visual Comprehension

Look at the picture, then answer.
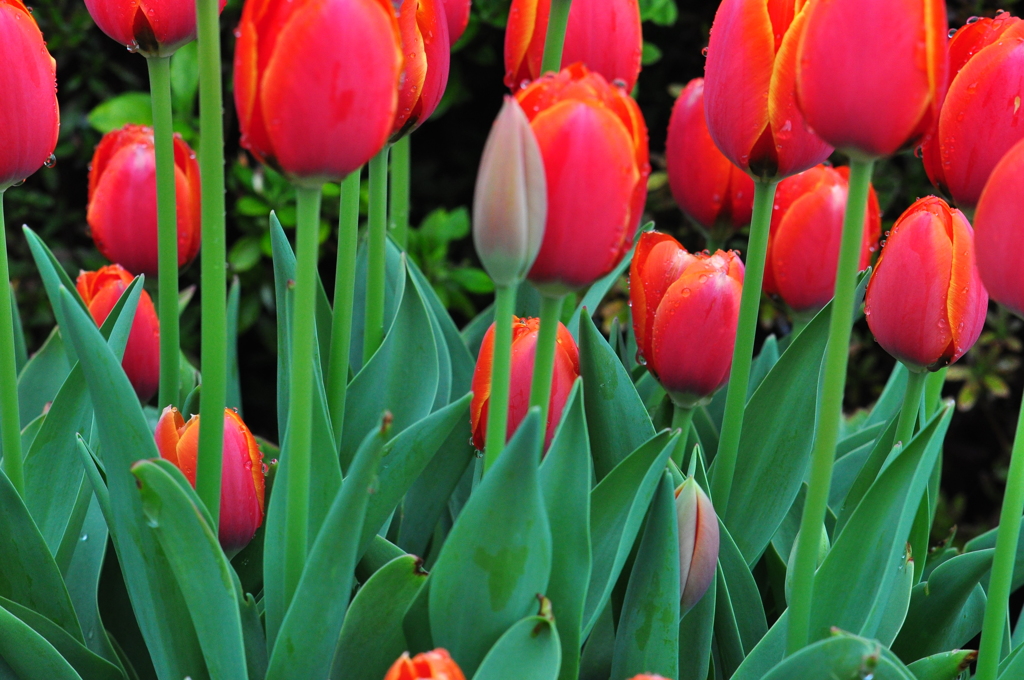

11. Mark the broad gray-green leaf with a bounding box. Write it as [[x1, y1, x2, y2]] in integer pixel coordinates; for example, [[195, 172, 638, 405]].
[[907, 650, 977, 680], [472, 613, 561, 680], [0, 605, 82, 680]]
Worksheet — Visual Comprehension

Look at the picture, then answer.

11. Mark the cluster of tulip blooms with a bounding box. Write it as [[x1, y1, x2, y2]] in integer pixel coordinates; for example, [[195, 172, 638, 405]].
[[2, 0, 1024, 676]]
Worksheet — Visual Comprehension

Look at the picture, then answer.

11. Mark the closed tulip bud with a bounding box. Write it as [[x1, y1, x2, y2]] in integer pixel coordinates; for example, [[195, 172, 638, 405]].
[[864, 196, 988, 371], [796, 0, 949, 159], [666, 78, 755, 233], [0, 0, 59, 192], [234, 0, 403, 184], [516, 64, 650, 293], [155, 406, 266, 551], [703, 0, 832, 180], [84, 0, 224, 55], [87, 125, 201, 278], [922, 12, 1024, 208], [384, 649, 465, 680], [974, 138, 1024, 317], [504, 0, 642, 91], [392, 0, 451, 139], [675, 476, 719, 615], [76, 265, 160, 402], [630, 232, 743, 407], [441, 0, 470, 44], [470, 316, 579, 452], [764, 165, 881, 314], [473, 97, 547, 287]]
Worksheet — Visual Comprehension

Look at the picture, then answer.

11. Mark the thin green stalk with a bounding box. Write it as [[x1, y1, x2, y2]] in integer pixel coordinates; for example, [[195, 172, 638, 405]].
[[484, 284, 518, 471], [0, 193, 23, 493], [710, 179, 778, 512], [785, 157, 875, 655], [363, 146, 389, 364], [528, 294, 565, 435], [327, 170, 361, 447], [283, 185, 323, 606], [924, 368, 947, 419], [540, 0, 573, 73], [894, 369, 927, 448], [671, 405, 695, 468], [194, 0, 228, 529], [147, 56, 179, 410], [389, 136, 411, 250]]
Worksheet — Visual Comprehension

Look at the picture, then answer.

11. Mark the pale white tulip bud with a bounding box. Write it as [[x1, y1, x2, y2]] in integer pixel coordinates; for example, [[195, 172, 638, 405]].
[[676, 477, 720, 615]]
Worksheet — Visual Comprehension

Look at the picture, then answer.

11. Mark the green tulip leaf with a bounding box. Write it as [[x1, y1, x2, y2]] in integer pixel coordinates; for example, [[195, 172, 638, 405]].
[[403, 571, 434, 655], [678, 556, 716, 680], [86, 92, 152, 133], [472, 613, 562, 680], [566, 238, 637, 338], [866, 362, 910, 428], [579, 603, 615, 680], [23, 227, 89, 366], [714, 561, 746, 677], [965, 521, 1024, 593], [407, 255, 453, 408], [876, 551, 914, 646], [17, 327, 70, 427], [719, 514, 768, 652], [0, 604, 82, 680], [906, 649, 977, 680], [835, 414, 900, 535], [349, 236, 406, 373], [730, 611, 788, 680], [760, 631, 913, 680], [830, 437, 882, 513]]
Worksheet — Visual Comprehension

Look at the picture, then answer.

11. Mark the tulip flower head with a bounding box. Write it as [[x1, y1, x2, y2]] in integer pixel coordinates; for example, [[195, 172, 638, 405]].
[[392, 0, 451, 139], [703, 0, 833, 180], [630, 232, 744, 408], [234, 0, 403, 184], [384, 649, 465, 680], [76, 265, 160, 402], [666, 78, 755, 234], [864, 196, 988, 371], [676, 476, 719, 615], [88, 125, 201, 278], [84, 0, 225, 56], [470, 316, 580, 452], [441, 0, 470, 44], [796, 0, 949, 159], [922, 12, 1024, 208], [516, 64, 650, 293], [155, 406, 266, 551], [974, 137, 1024, 317], [764, 165, 881, 314], [627, 676, 672, 680], [0, 0, 59, 192], [504, 0, 643, 91], [473, 97, 547, 287]]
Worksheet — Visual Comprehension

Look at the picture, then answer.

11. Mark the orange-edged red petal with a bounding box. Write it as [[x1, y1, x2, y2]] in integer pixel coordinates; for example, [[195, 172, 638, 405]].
[[975, 137, 1024, 316], [503, 0, 546, 89], [220, 409, 265, 550], [384, 649, 466, 680], [154, 405, 186, 466], [945, 209, 988, 364], [393, 0, 430, 135], [174, 415, 201, 485], [629, 232, 697, 361]]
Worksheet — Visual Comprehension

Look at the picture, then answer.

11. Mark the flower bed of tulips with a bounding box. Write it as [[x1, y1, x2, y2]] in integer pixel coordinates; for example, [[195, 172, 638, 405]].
[[1, 0, 1024, 678]]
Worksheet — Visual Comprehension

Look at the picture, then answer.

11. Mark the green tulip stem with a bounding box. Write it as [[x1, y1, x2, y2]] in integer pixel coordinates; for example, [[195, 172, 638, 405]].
[[326, 170, 361, 448], [146, 55, 180, 412], [284, 184, 323, 606], [924, 368, 947, 419], [894, 368, 927, 448], [363, 146, 389, 364], [785, 157, 875, 655], [0, 192, 23, 493], [540, 0, 573, 74], [194, 0, 228, 530], [976, 389, 1024, 680], [389, 136, 411, 250], [484, 283, 518, 472], [671, 404, 695, 468], [528, 294, 565, 439], [710, 178, 778, 512]]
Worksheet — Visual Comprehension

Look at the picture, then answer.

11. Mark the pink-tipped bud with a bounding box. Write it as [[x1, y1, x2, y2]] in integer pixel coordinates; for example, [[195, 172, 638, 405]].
[[675, 477, 719, 614], [472, 96, 548, 287]]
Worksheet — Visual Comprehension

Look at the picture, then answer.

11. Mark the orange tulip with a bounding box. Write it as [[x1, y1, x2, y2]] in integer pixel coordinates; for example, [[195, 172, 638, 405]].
[[504, 0, 642, 91], [516, 64, 649, 292], [84, 0, 224, 55], [76, 265, 160, 402], [155, 406, 266, 551], [470, 316, 580, 452], [974, 138, 1024, 317], [234, 0, 402, 183], [384, 649, 466, 680], [703, 0, 832, 180], [0, 0, 59, 191], [392, 0, 451, 138]]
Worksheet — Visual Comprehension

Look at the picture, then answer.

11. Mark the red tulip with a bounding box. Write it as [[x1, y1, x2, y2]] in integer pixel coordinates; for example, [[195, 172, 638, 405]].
[[676, 476, 719, 614], [384, 649, 465, 680], [516, 64, 650, 292], [974, 138, 1024, 317], [630, 232, 744, 407], [470, 316, 580, 452], [922, 12, 1024, 208], [665, 78, 755, 233], [703, 0, 832, 180], [393, 0, 451, 138], [0, 0, 59, 192], [87, 125, 201, 278], [504, 0, 642, 91], [84, 0, 224, 55], [627, 677, 672, 680], [441, 0, 470, 44], [796, 0, 949, 159], [864, 196, 988, 371], [763, 165, 881, 313], [75, 265, 160, 402], [155, 406, 266, 551], [234, 0, 402, 183]]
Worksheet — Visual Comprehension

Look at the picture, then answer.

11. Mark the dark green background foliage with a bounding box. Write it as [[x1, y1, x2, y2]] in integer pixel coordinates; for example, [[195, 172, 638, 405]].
[[7, 0, 1021, 542]]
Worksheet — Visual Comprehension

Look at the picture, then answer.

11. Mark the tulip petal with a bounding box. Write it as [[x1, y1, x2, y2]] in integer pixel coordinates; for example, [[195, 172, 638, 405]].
[[946, 212, 988, 364], [683, 484, 720, 613], [503, 0, 545, 89], [630, 232, 697, 362], [975, 138, 1024, 316], [562, 0, 642, 90]]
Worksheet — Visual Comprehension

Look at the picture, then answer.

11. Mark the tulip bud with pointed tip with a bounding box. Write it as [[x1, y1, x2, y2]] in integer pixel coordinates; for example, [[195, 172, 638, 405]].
[[473, 97, 547, 287], [84, 0, 226, 56], [392, 0, 451, 139], [384, 649, 465, 680], [675, 477, 719, 615], [974, 137, 1024, 317]]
